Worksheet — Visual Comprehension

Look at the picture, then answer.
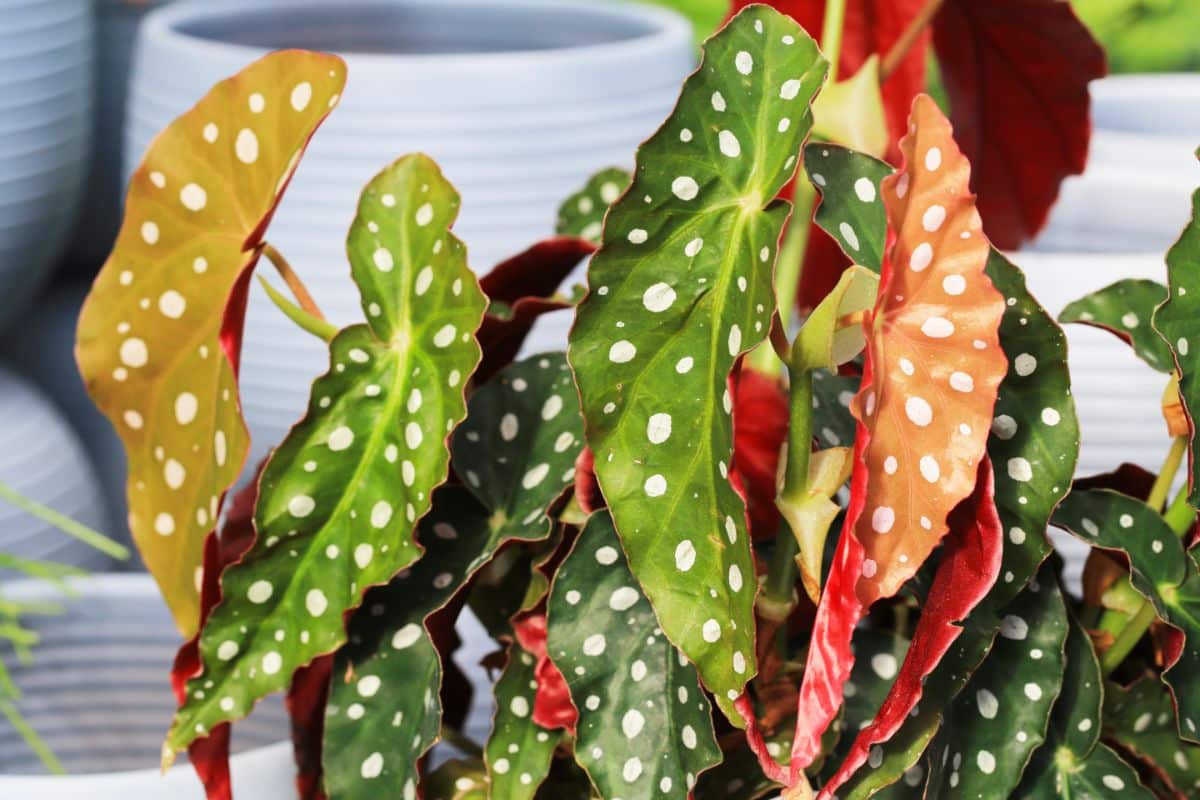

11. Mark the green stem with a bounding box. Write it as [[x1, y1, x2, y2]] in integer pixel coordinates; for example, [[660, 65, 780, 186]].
[[819, 0, 849, 82], [1163, 482, 1196, 533], [440, 725, 483, 758], [761, 370, 814, 610], [0, 483, 128, 561], [1147, 436, 1187, 512], [0, 699, 64, 775], [1101, 602, 1158, 675], [257, 276, 338, 343]]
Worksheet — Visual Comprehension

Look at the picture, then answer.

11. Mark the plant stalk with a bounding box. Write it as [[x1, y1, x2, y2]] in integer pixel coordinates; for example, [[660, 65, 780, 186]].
[[257, 276, 339, 343], [1147, 436, 1187, 512], [440, 725, 483, 758], [819, 0, 849, 82], [259, 242, 327, 322], [880, 0, 946, 81]]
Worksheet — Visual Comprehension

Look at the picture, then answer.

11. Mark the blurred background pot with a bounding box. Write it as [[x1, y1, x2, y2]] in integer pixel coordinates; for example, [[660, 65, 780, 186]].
[[0, 368, 113, 572], [0, 575, 291, 798], [0, 0, 93, 331], [125, 0, 694, 468]]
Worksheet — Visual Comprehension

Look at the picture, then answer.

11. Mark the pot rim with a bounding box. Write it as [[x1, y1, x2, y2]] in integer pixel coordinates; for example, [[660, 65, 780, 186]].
[[141, 0, 693, 74]]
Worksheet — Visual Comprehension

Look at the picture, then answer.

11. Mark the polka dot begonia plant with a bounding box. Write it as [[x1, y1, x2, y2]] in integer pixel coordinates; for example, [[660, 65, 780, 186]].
[[74, 6, 1200, 800]]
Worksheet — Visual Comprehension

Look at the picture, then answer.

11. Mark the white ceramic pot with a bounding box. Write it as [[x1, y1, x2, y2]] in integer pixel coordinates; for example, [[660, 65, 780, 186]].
[[1091, 74, 1200, 137], [0, 0, 93, 329], [0, 367, 114, 572], [1, 285, 128, 546], [124, 0, 693, 468], [0, 575, 292, 798]]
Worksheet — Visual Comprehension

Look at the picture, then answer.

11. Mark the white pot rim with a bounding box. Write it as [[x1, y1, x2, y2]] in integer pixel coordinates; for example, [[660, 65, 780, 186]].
[[1094, 72, 1200, 96], [142, 0, 694, 76]]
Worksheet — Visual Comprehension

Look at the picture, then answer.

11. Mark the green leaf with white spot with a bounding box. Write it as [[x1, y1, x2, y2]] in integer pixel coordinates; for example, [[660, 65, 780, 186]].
[[1060, 279, 1173, 372], [1015, 615, 1154, 798], [811, 370, 860, 450], [834, 251, 1079, 798], [1154, 188, 1200, 507], [1052, 488, 1200, 741], [322, 486, 549, 798], [1106, 677, 1200, 797], [818, 630, 911, 787], [452, 352, 583, 540], [485, 645, 563, 799], [805, 143, 892, 271], [925, 566, 1068, 798], [547, 513, 722, 798], [567, 4, 827, 712], [556, 168, 632, 244], [166, 154, 486, 757]]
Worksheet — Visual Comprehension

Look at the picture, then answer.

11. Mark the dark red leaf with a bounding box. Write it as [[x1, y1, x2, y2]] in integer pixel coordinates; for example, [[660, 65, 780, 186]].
[[797, 222, 853, 312], [817, 459, 1003, 797], [729, 365, 790, 541], [513, 613, 579, 733], [476, 237, 595, 383], [573, 447, 604, 515], [286, 657, 332, 800], [932, 0, 1106, 248]]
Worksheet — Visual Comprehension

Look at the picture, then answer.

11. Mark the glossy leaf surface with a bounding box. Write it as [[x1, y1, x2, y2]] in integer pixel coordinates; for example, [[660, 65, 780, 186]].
[[805, 144, 892, 272], [1053, 488, 1200, 740], [834, 250, 1079, 797], [1016, 616, 1154, 798], [568, 5, 827, 708], [1105, 678, 1200, 797], [484, 645, 563, 799], [811, 371, 860, 450], [1060, 279, 1173, 372], [1154, 188, 1200, 508], [167, 154, 486, 755], [925, 566, 1067, 798], [75, 51, 346, 633], [555, 167, 632, 243], [452, 352, 583, 541], [547, 513, 722, 798], [321, 488, 533, 798]]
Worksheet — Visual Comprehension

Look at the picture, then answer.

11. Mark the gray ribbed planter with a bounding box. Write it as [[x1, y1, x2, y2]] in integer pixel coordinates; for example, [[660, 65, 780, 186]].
[[0, 575, 292, 798]]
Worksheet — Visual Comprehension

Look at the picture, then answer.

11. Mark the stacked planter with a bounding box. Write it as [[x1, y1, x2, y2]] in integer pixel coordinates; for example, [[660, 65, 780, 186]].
[[124, 0, 695, 469], [1017, 74, 1200, 582]]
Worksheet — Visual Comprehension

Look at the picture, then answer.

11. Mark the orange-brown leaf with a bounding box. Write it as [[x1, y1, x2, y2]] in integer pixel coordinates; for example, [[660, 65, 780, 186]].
[[76, 51, 346, 634]]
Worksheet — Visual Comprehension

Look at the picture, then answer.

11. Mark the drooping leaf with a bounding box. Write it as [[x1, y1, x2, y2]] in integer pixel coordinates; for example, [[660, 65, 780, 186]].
[[790, 265, 878, 373], [783, 446, 854, 604], [805, 144, 892, 272], [924, 565, 1068, 798], [815, 461, 1003, 797], [1153, 187, 1200, 508], [1059, 279, 1173, 373], [811, 57, 889, 159], [484, 644, 564, 800], [166, 154, 487, 756], [833, 249, 1080, 798], [932, 0, 1107, 249], [568, 5, 827, 711], [453, 352, 583, 540], [476, 238, 596, 384], [789, 95, 1007, 772], [1106, 677, 1200, 797], [546, 513, 722, 798], [75, 51, 346, 633], [555, 168, 632, 243], [320, 487, 532, 798], [1052, 489, 1200, 741], [1016, 615, 1155, 798]]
